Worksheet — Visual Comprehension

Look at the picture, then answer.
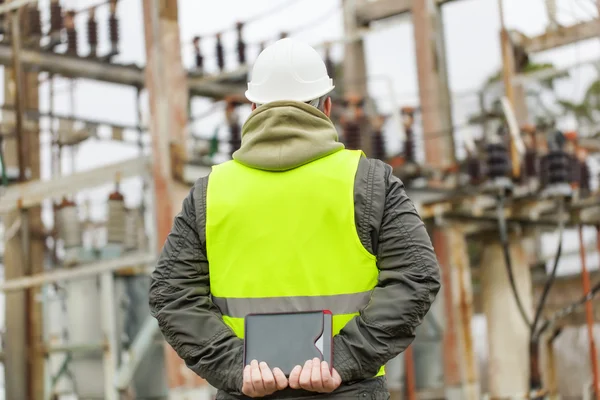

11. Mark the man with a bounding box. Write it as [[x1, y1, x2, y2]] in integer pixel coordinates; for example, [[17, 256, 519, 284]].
[[149, 38, 441, 399]]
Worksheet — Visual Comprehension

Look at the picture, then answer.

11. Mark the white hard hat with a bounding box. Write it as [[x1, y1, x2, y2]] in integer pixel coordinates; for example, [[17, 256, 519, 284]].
[[245, 38, 335, 104]]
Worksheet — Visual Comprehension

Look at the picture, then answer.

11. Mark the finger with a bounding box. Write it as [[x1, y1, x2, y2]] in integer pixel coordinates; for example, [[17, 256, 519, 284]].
[[259, 362, 276, 394], [250, 360, 265, 394], [273, 367, 289, 390], [320, 361, 334, 392], [299, 359, 313, 390], [331, 367, 343, 387], [288, 365, 302, 390], [242, 365, 255, 396], [310, 358, 323, 391]]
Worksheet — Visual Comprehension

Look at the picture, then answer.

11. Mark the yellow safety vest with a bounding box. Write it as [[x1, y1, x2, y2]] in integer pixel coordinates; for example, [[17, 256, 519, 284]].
[[206, 149, 384, 376]]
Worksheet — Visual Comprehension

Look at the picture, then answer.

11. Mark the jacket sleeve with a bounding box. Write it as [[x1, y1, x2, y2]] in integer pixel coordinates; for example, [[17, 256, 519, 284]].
[[332, 160, 442, 382], [148, 177, 244, 393]]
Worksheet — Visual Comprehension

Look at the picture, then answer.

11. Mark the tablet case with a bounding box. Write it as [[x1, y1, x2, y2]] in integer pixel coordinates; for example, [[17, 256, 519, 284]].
[[244, 310, 333, 376]]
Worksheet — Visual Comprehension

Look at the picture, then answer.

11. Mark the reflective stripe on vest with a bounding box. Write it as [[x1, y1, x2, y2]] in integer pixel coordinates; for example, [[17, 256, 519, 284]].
[[206, 149, 384, 376]]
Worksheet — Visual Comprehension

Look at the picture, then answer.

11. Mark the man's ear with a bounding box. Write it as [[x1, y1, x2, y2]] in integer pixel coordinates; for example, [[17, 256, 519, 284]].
[[323, 97, 332, 117], [251, 103, 257, 111]]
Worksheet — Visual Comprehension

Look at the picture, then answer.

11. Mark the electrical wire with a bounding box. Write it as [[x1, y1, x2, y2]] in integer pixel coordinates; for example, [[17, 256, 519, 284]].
[[184, 0, 303, 43], [537, 278, 600, 336], [496, 194, 533, 329], [531, 197, 565, 342], [0, 138, 7, 188]]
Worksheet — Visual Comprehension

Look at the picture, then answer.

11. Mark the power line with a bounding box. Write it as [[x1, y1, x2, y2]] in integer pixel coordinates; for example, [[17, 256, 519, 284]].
[[183, 0, 303, 43]]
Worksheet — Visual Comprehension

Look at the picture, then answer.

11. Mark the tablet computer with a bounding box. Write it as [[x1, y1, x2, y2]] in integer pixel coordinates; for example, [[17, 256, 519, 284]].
[[243, 310, 333, 376]]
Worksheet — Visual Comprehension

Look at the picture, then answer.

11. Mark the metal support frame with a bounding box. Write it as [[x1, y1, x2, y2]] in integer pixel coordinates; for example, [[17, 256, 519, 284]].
[[100, 271, 119, 400], [519, 19, 600, 53], [355, 0, 457, 25], [0, 44, 246, 98], [0, 156, 151, 214], [0, 0, 38, 15], [0, 252, 155, 292], [115, 317, 160, 391]]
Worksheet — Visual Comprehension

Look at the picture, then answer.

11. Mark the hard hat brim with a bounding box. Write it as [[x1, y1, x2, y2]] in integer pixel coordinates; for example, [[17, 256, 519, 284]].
[[245, 84, 336, 105]]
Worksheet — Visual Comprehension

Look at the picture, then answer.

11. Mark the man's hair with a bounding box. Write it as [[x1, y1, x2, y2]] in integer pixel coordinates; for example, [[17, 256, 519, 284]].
[[256, 94, 328, 111], [306, 95, 328, 111]]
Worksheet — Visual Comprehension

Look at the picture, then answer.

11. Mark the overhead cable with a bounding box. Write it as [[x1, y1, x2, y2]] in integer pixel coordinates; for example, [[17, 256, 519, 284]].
[[185, 0, 303, 42], [496, 194, 533, 329], [531, 198, 565, 341]]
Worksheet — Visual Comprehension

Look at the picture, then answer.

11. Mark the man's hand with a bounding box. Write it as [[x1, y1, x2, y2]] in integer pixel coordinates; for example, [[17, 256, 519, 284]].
[[288, 358, 342, 393], [242, 360, 288, 398]]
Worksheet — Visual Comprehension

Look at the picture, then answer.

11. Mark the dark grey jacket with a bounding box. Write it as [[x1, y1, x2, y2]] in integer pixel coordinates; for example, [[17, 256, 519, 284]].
[[149, 101, 441, 399]]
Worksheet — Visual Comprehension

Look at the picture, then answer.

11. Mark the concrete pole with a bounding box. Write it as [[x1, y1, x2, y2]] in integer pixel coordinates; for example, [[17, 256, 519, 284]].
[[341, 0, 373, 157], [142, 0, 204, 392], [412, 0, 455, 171], [433, 226, 479, 400], [3, 6, 44, 399], [342, 0, 368, 98], [413, 1, 475, 395], [539, 330, 559, 400], [481, 237, 533, 399]]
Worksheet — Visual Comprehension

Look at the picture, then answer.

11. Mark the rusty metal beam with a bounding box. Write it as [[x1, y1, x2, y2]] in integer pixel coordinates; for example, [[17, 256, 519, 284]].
[[519, 19, 600, 53], [0, 44, 246, 98], [0, 156, 151, 214], [355, 0, 457, 25], [413, 0, 455, 170]]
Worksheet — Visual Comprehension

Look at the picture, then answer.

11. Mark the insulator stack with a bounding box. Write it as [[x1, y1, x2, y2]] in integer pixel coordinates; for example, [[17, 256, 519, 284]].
[[27, 5, 42, 38], [109, 0, 119, 54], [50, 0, 63, 36], [57, 199, 82, 249], [236, 22, 246, 65], [225, 98, 241, 156], [193, 36, 204, 73], [486, 143, 511, 179], [466, 156, 484, 185], [371, 116, 386, 160], [401, 107, 416, 163], [87, 9, 99, 57], [124, 209, 140, 251], [372, 130, 385, 160], [539, 150, 571, 188], [107, 191, 126, 245], [216, 33, 225, 71], [229, 125, 241, 156], [569, 156, 581, 186], [523, 149, 538, 179], [578, 159, 591, 194], [64, 10, 77, 55], [344, 122, 361, 150]]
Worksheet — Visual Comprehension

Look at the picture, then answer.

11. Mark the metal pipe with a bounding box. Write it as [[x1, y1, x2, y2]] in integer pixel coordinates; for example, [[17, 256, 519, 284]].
[[404, 345, 417, 400], [11, 8, 26, 182], [0, 0, 38, 15], [114, 316, 160, 391], [100, 271, 119, 400], [0, 156, 151, 214], [44, 342, 106, 354], [0, 43, 246, 98], [580, 225, 600, 399], [0, 252, 155, 292], [584, 224, 600, 400]]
